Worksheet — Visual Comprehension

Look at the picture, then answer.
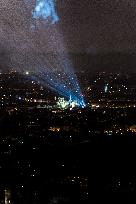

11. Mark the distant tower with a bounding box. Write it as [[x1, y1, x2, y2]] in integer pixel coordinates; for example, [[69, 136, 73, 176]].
[[104, 84, 108, 93], [69, 94, 72, 107]]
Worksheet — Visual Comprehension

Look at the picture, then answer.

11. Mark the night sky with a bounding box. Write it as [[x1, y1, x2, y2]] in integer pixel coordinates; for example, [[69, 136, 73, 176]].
[[0, 0, 136, 72]]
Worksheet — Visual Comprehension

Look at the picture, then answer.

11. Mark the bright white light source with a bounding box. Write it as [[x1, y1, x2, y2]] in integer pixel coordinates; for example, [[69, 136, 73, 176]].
[[25, 71, 29, 75]]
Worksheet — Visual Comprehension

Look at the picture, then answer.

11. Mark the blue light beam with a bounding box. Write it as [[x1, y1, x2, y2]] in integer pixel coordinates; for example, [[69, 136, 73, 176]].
[[31, 73, 78, 101], [41, 57, 85, 105], [25, 0, 86, 108]]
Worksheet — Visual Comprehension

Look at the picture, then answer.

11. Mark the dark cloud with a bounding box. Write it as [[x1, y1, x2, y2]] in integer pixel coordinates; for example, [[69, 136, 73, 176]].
[[0, 0, 136, 71], [59, 0, 136, 53]]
